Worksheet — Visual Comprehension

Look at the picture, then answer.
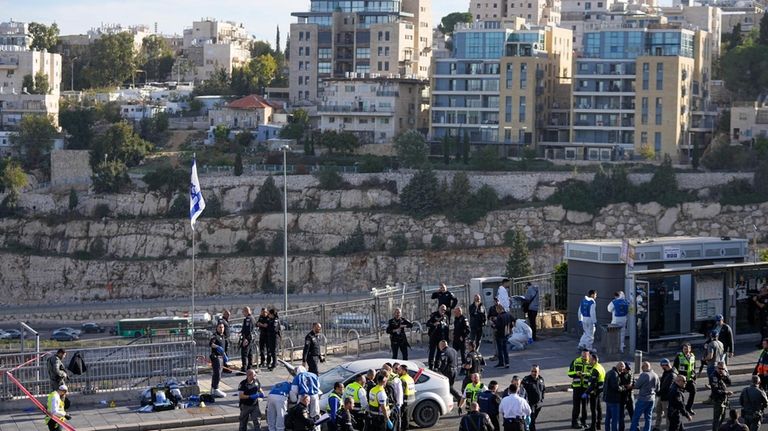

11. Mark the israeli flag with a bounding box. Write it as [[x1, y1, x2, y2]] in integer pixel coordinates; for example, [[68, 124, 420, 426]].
[[189, 158, 205, 229]]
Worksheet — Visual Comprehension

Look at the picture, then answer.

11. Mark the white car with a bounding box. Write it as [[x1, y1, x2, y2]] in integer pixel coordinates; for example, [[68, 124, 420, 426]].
[[315, 359, 453, 428], [229, 323, 243, 341]]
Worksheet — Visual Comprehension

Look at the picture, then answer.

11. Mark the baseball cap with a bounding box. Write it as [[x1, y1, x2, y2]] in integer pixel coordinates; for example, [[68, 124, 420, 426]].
[[58, 384, 68, 391], [660, 358, 670, 366], [714, 314, 723, 321]]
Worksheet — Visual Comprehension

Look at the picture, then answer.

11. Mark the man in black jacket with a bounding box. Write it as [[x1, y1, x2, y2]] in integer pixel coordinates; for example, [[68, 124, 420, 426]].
[[619, 362, 635, 431], [256, 308, 269, 368], [432, 284, 458, 322], [302, 323, 324, 375], [654, 358, 678, 431], [604, 362, 626, 431], [240, 307, 257, 371], [740, 375, 768, 431], [710, 362, 733, 431], [712, 314, 735, 363], [427, 305, 450, 369], [521, 365, 545, 431], [438, 340, 461, 402], [668, 375, 693, 431], [286, 395, 316, 431], [386, 308, 414, 360], [453, 307, 470, 366], [459, 402, 494, 431], [218, 309, 232, 372], [469, 294, 487, 349]]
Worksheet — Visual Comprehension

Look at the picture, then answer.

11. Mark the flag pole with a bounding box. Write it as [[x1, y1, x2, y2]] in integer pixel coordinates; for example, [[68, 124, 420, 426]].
[[192, 152, 196, 334], [189, 153, 206, 336]]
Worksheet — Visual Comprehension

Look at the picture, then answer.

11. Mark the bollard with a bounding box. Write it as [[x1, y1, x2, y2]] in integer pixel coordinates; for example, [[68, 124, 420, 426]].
[[634, 350, 643, 373]]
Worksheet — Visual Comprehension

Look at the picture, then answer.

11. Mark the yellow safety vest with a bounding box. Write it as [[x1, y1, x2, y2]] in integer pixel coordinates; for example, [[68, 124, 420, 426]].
[[568, 357, 593, 388], [464, 382, 486, 403], [329, 392, 343, 414], [344, 382, 363, 406], [400, 374, 416, 400], [369, 385, 385, 411], [591, 363, 606, 390], [44, 391, 65, 425], [677, 353, 695, 379]]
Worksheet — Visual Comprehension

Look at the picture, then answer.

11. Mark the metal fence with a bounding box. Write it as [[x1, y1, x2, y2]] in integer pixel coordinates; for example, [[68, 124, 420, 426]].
[[1, 340, 197, 399], [510, 272, 567, 312]]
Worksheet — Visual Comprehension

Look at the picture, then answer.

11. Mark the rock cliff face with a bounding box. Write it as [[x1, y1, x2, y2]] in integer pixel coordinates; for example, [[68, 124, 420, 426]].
[[1, 199, 766, 305]]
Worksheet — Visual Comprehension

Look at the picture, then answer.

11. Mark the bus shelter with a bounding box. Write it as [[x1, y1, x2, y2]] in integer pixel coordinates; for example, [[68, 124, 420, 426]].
[[564, 236, 765, 352]]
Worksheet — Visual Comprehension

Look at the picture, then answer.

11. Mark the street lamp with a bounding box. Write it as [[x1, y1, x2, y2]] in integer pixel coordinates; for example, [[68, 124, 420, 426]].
[[70, 56, 79, 91], [281, 144, 290, 313]]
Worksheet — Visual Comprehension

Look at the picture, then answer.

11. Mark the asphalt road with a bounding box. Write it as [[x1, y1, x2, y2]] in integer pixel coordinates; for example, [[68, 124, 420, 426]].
[[179, 374, 755, 431]]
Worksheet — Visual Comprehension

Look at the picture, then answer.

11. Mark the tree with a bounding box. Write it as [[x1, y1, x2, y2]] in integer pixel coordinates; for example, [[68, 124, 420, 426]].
[[506, 229, 532, 279], [252, 176, 282, 212], [84, 33, 138, 87], [462, 131, 470, 164], [760, 13, 768, 46], [280, 109, 310, 141], [142, 165, 187, 197], [11, 114, 57, 171], [91, 122, 153, 168], [721, 45, 768, 99], [140, 35, 174, 81], [729, 23, 744, 50], [394, 130, 429, 168], [234, 152, 244, 176], [314, 130, 360, 154], [447, 172, 471, 214], [250, 40, 275, 58], [231, 54, 278, 95], [275, 26, 282, 55], [193, 67, 232, 96], [399, 168, 442, 219], [441, 135, 452, 165], [34, 71, 50, 95], [438, 12, 473, 35], [28, 22, 59, 52], [0, 159, 28, 205], [642, 154, 683, 207], [91, 160, 130, 193]]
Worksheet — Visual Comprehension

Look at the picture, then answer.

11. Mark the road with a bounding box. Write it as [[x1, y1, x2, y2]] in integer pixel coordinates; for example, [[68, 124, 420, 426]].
[[179, 374, 755, 431]]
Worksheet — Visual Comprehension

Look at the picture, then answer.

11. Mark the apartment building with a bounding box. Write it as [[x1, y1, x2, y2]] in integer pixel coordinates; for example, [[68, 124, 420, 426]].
[[430, 20, 523, 147], [59, 24, 152, 50], [289, 0, 432, 105], [500, 25, 573, 155], [176, 19, 251, 82], [0, 21, 31, 49], [470, 0, 562, 25], [561, 4, 665, 52], [730, 98, 768, 143], [661, 5, 721, 59], [564, 24, 713, 162], [317, 76, 427, 144]]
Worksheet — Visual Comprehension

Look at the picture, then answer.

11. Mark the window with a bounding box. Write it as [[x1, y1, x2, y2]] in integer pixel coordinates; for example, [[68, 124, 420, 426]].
[[385, 31, 390, 41], [519, 96, 526, 122], [505, 96, 513, 122], [520, 63, 528, 89], [654, 132, 662, 152], [641, 97, 648, 125], [642, 63, 649, 90], [640, 131, 648, 144], [585, 2, 591, 9], [318, 62, 332, 74], [655, 98, 662, 125], [656, 63, 664, 90]]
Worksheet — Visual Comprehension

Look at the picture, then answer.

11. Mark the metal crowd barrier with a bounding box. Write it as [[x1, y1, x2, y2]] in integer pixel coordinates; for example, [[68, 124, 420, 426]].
[[0, 340, 197, 399]]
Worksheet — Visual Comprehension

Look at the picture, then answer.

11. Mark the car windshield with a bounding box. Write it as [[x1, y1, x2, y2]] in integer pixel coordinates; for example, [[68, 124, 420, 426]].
[[318, 365, 356, 394]]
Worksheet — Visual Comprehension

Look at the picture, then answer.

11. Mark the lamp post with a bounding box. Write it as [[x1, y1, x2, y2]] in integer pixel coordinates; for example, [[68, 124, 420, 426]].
[[282, 144, 290, 312], [70, 56, 78, 91]]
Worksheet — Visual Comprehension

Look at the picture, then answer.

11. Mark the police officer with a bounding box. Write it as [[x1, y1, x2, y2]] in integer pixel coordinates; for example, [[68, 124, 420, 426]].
[[426, 305, 450, 369], [454, 307, 470, 366], [438, 339, 461, 402], [521, 365, 545, 431], [209, 322, 228, 398], [469, 294, 487, 349], [479, 380, 502, 431], [753, 338, 768, 390], [668, 375, 693, 431], [343, 374, 368, 431], [237, 369, 264, 431], [607, 291, 629, 353], [568, 349, 593, 429], [432, 283, 459, 322], [500, 382, 531, 431], [386, 308, 413, 360], [710, 361, 733, 431], [462, 340, 484, 389], [460, 373, 486, 413], [673, 343, 697, 415], [240, 306, 257, 371], [398, 364, 416, 431], [740, 375, 768, 431], [328, 382, 345, 431], [578, 290, 597, 351], [45, 384, 70, 431], [257, 308, 269, 368], [218, 309, 232, 372], [302, 322, 324, 375], [266, 308, 280, 371], [585, 353, 605, 431]]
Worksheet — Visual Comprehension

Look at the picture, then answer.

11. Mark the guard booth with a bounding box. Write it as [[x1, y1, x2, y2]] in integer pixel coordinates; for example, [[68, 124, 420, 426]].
[[564, 236, 765, 352]]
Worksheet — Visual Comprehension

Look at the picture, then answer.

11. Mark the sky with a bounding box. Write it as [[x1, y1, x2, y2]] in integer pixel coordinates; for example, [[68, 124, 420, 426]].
[[5, 0, 470, 45]]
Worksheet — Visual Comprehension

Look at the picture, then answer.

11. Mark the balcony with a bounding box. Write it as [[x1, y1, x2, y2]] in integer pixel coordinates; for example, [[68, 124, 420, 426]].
[[318, 105, 393, 115]]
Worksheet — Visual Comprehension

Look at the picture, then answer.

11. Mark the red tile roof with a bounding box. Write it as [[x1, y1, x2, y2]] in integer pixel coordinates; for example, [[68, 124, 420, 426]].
[[228, 95, 281, 110]]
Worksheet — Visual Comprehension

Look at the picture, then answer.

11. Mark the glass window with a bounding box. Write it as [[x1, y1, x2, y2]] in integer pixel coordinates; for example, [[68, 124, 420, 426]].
[[519, 96, 526, 122], [505, 96, 513, 122], [642, 62, 649, 90], [655, 97, 662, 125], [641, 97, 648, 125], [654, 132, 662, 152], [520, 63, 528, 89], [656, 63, 664, 90]]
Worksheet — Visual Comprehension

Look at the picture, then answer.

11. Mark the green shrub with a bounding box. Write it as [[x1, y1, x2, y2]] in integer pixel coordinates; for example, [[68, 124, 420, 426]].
[[389, 233, 408, 257], [143, 166, 187, 197], [236, 239, 251, 254], [167, 195, 187, 218], [548, 180, 596, 214], [328, 225, 366, 256], [93, 203, 111, 218], [431, 235, 447, 250], [716, 179, 766, 206], [358, 155, 387, 173], [470, 147, 506, 171], [269, 231, 285, 255], [202, 194, 224, 218], [315, 169, 348, 190], [400, 169, 442, 219], [506, 228, 532, 278], [252, 176, 283, 213], [68, 188, 79, 212]]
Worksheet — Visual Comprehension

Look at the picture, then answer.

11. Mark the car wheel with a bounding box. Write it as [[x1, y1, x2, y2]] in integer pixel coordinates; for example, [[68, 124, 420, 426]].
[[412, 399, 440, 428]]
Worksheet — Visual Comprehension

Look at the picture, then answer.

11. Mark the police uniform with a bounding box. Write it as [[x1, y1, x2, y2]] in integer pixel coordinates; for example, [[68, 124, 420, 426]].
[[257, 313, 270, 367], [478, 389, 501, 431], [343, 381, 368, 431], [453, 314, 470, 365], [464, 381, 487, 406], [567, 355, 593, 428], [209, 330, 227, 393], [586, 362, 606, 431], [462, 350, 484, 389], [386, 317, 413, 360], [266, 314, 280, 369], [673, 351, 697, 412], [754, 347, 768, 390], [218, 315, 231, 369], [426, 311, 449, 369], [302, 330, 322, 375], [240, 313, 256, 370], [328, 391, 344, 431], [608, 296, 629, 353], [469, 302, 487, 347], [368, 384, 389, 431], [238, 378, 263, 431]]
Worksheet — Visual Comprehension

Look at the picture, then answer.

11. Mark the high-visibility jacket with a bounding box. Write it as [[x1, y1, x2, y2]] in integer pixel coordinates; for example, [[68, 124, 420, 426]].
[[568, 357, 593, 388], [464, 382, 486, 403], [344, 382, 363, 407], [400, 373, 416, 401], [677, 353, 696, 380], [369, 385, 386, 411], [755, 349, 768, 376], [44, 391, 66, 425], [588, 363, 606, 392], [329, 392, 343, 415]]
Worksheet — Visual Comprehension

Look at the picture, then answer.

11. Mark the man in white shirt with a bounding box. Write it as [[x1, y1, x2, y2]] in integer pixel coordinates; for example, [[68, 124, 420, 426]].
[[499, 382, 531, 431]]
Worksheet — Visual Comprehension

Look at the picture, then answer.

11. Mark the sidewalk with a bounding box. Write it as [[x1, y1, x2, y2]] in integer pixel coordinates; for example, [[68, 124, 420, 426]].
[[1, 329, 763, 431]]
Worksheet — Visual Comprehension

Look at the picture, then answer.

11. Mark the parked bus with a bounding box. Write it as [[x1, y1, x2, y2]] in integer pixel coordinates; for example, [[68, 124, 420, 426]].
[[115, 317, 191, 338]]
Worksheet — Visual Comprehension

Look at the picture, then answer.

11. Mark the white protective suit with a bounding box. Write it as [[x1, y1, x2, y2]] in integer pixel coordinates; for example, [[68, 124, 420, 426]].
[[508, 319, 533, 351]]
